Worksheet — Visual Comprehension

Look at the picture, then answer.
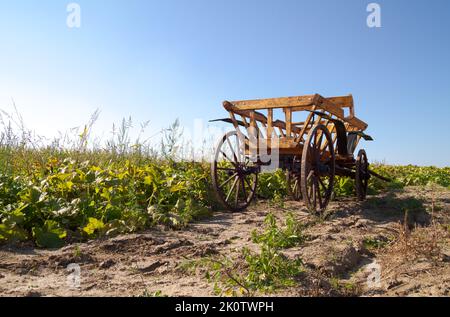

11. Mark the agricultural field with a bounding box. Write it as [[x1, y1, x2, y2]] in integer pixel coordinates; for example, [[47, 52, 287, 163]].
[[2, 0, 450, 305], [0, 124, 449, 296]]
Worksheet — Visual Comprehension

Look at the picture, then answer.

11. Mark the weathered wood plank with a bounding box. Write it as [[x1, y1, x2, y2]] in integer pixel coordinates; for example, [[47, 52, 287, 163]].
[[267, 109, 273, 139], [326, 95, 353, 109], [228, 95, 317, 110], [315, 95, 345, 118], [285, 109, 292, 138], [344, 116, 368, 131]]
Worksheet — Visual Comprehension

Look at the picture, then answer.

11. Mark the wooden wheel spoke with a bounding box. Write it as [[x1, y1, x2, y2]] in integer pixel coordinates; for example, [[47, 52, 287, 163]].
[[243, 156, 253, 168], [219, 173, 238, 188], [234, 177, 240, 206], [313, 128, 318, 147], [236, 135, 245, 164], [318, 176, 327, 192], [311, 180, 317, 207], [244, 176, 252, 189], [226, 176, 239, 203], [307, 169, 315, 181], [317, 131, 324, 150], [293, 179, 299, 193], [226, 136, 239, 164], [220, 150, 236, 166], [315, 178, 323, 208], [319, 142, 329, 156], [312, 136, 322, 163]]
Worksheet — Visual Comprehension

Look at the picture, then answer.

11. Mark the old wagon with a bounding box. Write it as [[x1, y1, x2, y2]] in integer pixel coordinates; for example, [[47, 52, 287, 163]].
[[210, 94, 379, 214]]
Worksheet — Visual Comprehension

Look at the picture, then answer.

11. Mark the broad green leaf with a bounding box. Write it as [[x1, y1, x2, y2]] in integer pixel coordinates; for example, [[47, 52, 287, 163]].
[[20, 186, 41, 204], [32, 220, 67, 248], [144, 176, 153, 185], [82, 217, 105, 236], [2, 209, 25, 226], [0, 224, 28, 242], [100, 188, 111, 200], [85, 171, 96, 183], [65, 181, 74, 190]]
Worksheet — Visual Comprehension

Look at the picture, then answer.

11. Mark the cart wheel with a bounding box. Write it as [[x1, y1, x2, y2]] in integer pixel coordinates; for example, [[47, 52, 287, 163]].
[[211, 131, 259, 212], [286, 171, 302, 201], [355, 149, 369, 201], [301, 124, 335, 214]]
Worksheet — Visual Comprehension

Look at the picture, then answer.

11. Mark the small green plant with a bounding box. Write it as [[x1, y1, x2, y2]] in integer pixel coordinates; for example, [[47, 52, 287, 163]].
[[329, 277, 360, 296], [252, 212, 304, 249], [177, 257, 216, 274], [242, 245, 303, 292], [72, 245, 82, 258], [200, 250, 303, 296], [333, 176, 355, 197], [198, 213, 304, 296], [178, 256, 249, 296], [258, 170, 287, 200]]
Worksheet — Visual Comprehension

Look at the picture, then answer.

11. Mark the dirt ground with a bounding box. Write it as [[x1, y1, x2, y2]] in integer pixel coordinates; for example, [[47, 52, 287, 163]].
[[1, 186, 449, 297]]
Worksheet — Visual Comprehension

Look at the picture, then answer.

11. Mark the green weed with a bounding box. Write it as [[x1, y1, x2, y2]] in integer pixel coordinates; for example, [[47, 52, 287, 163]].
[[251, 212, 304, 249]]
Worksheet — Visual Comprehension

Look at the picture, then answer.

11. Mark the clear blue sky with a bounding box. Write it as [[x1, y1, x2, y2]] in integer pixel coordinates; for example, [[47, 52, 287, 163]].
[[0, 0, 449, 166]]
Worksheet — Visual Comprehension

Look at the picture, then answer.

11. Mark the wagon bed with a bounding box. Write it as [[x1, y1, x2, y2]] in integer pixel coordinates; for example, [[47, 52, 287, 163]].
[[220, 94, 368, 156]]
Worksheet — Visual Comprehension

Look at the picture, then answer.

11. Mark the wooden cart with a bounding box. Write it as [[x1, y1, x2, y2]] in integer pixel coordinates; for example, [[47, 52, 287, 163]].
[[210, 94, 376, 214]]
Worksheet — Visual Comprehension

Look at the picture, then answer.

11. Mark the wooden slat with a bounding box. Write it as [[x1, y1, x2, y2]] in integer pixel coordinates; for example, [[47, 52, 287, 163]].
[[320, 124, 336, 152], [258, 120, 267, 139], [225, 101, 305, 134], [325, 95, 353, 109], [259, 138, 301, 149], [273, 120, 301, 134], [344, 116, 368, 131], [296, 110, 315, 143], [228, 112, 247, 141], [288, 105, 317, 112], [224, 101, 266, 122], [315, 96, 345, 119], [249, 111, 257, 128], [228, 94, 353, 112], [248, 111, 259, 140], [228, 95, 317, 110], [267, 109, 273, 139], [285, 109, 292, 138], [240, 115, 249, 128], [326, 95, 355, 118]]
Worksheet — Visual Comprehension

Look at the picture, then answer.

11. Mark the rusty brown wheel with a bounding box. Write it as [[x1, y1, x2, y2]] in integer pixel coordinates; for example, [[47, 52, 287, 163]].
[[286, 157, 302, 201], [211, 131, 259, 212], [355, 149, 369, 201], [300, 124, 335, 214]]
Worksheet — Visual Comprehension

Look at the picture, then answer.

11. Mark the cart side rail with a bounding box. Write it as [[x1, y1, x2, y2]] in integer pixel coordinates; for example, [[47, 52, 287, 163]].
[[225, 94, 368, 131], [223, 101, 313, 140]]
